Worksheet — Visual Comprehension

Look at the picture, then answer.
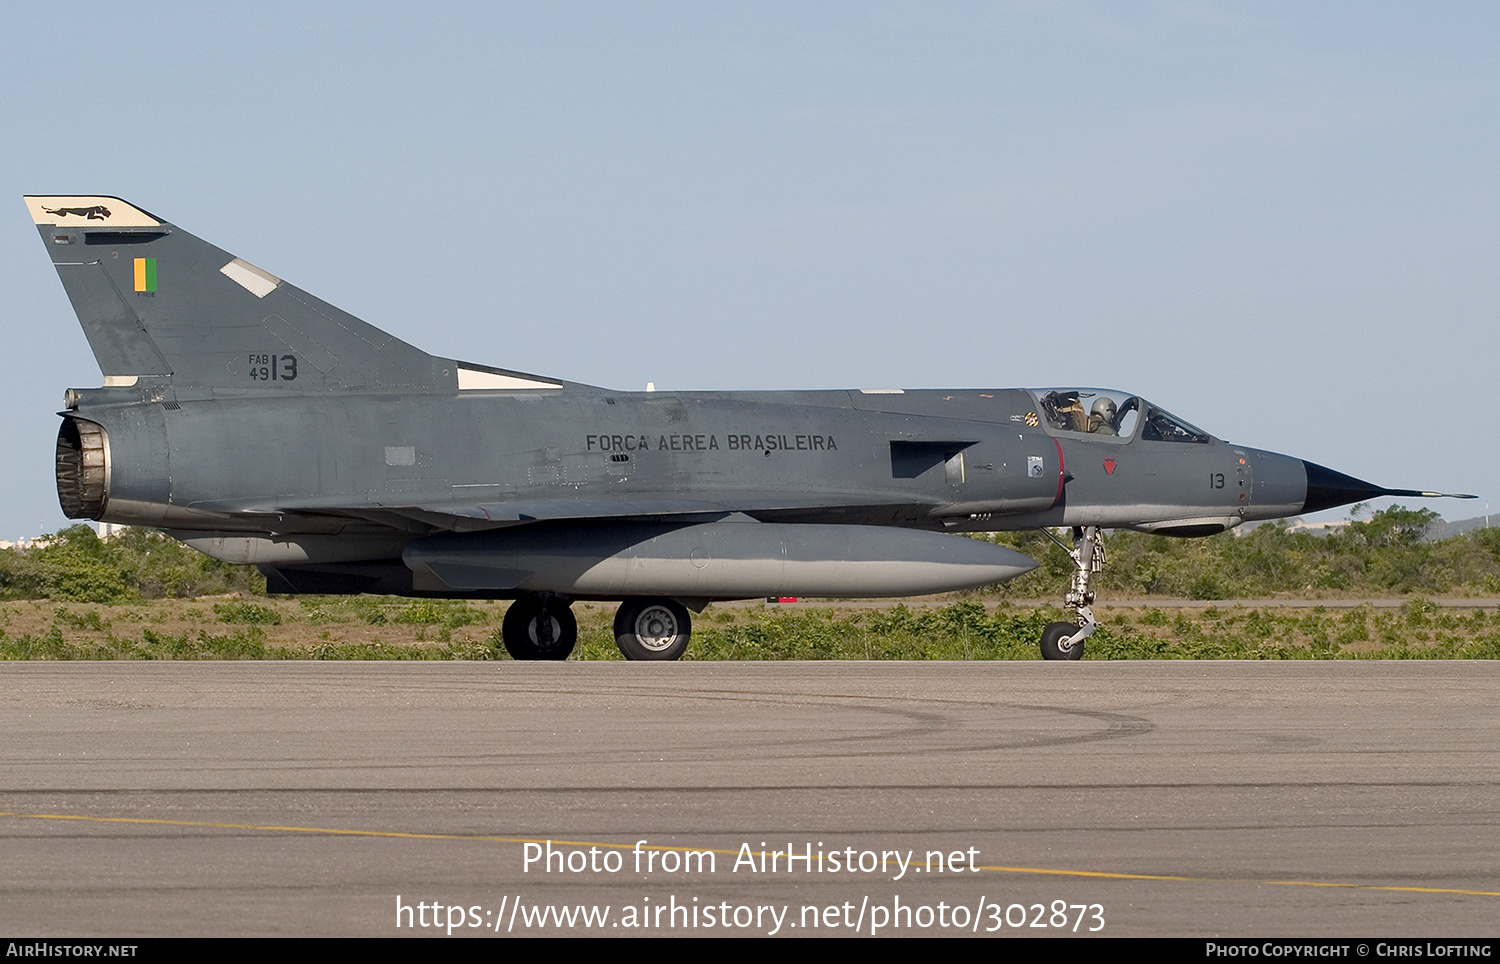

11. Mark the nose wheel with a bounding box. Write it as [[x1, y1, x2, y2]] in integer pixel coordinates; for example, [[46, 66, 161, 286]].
[[1038, 525, 1103, 660], [1040, 620, 1085, 660]]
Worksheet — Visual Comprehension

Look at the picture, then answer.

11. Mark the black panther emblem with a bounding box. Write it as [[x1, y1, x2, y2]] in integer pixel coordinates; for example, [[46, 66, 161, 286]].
[[43, 205, 112, 220]]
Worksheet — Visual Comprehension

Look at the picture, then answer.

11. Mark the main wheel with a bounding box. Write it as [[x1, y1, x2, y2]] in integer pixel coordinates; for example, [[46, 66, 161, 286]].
[[614, 597, 691, 661], [502, 595, 577, 660], [1039, 621, 1085, 661]]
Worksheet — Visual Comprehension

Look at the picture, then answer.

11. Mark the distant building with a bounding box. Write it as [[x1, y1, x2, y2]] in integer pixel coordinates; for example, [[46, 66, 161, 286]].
[[1284, 519, 1351, 535], [1235, 518, 1350, 537]]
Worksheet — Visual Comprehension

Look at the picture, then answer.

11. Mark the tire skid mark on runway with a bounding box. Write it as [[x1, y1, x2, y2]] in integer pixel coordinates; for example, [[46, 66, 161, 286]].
[[632, 703, 1152, 759], [15, 682, 1155, 762], [448, 682, 1118, 712], [388, 684, 1160, 756], [4, 810, 1498, 898], [6, 780, 1499, 794], [0, 713, 1144, 767], [0, 710, 1133, 768], [7, 691, 1151, 764], [459, 682, 1121, 710]]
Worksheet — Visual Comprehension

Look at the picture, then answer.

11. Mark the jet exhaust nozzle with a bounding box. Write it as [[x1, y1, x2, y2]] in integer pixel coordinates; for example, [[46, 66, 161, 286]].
[[56, 417, 109, 519]]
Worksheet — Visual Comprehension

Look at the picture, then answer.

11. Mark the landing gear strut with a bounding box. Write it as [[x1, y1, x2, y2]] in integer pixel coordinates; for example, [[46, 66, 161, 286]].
[[501, 592, 577, 660], [1039, 525, 1104, 661]]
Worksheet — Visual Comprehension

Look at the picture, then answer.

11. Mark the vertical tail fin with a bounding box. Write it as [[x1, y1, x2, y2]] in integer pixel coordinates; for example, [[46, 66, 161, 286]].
[[25, 196, 454, 395]]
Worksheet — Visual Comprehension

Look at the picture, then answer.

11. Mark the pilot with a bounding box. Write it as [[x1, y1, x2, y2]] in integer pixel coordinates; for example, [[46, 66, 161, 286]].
[[1089, 398, 1118, 436]]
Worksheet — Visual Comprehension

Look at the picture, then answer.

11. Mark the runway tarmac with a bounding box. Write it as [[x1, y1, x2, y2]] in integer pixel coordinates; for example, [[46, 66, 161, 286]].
[[1, 661, 1496, 937]]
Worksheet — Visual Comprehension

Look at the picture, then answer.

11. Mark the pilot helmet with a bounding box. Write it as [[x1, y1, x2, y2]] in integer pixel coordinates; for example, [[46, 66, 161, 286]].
[[1091, 398, 1117, 423]]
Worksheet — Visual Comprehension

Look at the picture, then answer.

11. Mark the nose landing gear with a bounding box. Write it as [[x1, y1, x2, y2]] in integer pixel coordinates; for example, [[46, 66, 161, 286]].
[[1039, 525, 1104, 660]]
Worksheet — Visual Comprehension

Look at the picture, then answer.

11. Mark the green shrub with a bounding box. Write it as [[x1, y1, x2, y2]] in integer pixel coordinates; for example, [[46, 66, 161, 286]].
[[212, 601, 282, 625]]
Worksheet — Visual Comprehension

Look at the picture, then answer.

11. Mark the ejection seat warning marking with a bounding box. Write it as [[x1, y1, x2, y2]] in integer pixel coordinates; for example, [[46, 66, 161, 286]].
[[586, 434, 837, 453]]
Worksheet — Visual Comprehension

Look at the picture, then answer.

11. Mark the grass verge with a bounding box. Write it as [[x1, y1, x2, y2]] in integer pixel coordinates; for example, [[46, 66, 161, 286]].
[[4, 597, 1499, 660]]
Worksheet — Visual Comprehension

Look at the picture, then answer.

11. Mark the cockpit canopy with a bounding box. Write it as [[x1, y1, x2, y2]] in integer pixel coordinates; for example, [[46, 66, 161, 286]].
[[1032, 389, 1212, 444]]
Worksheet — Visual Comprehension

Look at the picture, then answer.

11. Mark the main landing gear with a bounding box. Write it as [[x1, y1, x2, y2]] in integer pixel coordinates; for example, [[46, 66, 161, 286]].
[[1038, 525, 1104, 661], [500, 592, 577, 660], [613, 597, 692, 661], [500, 593, 692, 661]]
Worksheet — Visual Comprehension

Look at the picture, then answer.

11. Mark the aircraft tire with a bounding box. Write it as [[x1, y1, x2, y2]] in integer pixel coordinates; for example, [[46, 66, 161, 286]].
[[614, 597, 691, 661], [1039, 621, 1085, 661], [502, 595, 577, 660]]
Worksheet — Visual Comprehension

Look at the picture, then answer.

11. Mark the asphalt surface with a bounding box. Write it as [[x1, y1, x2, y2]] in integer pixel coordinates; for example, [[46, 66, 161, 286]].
[[1, 661, 1497, 938], [740, 597, 1500, 609]]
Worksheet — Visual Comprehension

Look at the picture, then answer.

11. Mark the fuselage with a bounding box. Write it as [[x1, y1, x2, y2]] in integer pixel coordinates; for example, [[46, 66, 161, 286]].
[[60, 383, 1308, 566]]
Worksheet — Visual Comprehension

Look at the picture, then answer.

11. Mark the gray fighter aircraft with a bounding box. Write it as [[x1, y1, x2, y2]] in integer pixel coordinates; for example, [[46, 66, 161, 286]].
[[27, 195, 1475, 660]]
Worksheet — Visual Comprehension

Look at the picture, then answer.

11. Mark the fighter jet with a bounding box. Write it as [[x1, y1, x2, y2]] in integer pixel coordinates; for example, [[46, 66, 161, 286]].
[[27, 196, 1474, 660]]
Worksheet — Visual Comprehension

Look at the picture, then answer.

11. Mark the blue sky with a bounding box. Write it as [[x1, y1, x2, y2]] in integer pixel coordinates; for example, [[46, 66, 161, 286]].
[[3, 2, 1496, 537]]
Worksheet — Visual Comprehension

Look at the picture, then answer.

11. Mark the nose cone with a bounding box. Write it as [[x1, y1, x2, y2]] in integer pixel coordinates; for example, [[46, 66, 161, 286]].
[[1298, 461, 1475, 514], [1300, 461, 1392, 514]]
